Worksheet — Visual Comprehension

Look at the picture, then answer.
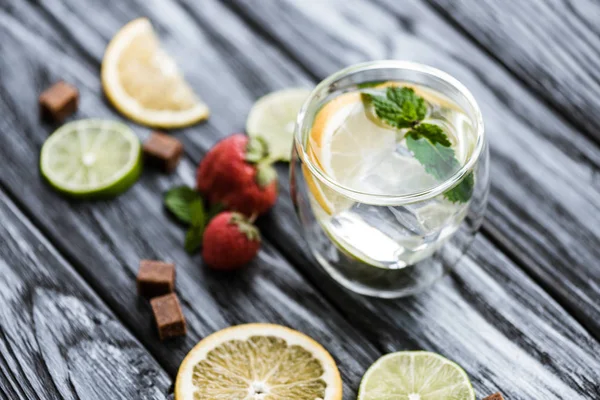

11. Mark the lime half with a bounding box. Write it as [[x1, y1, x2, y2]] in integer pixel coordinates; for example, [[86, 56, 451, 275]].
[[246, 87, 311, 161], [359, 351, 475, 400], [40, 119, 142, 198]]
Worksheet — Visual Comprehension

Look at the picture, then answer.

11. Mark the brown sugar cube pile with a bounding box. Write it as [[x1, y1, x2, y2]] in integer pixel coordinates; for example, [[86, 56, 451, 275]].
[[150, 293, 187, 340], [137, 260, 175, 297], [143, 131, 183, 173], [483, 393, 504, 400], [39, 81, 79, 122]]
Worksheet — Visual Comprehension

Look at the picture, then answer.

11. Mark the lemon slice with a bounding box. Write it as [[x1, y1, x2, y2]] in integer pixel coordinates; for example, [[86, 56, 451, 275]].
[[305, 92, 395, 215], [246, 88, 312, 161], [40, 119, 141, 198], [102, 18, 209, 128], [175, 323, 342, 400], [359, 351, 475, 400]]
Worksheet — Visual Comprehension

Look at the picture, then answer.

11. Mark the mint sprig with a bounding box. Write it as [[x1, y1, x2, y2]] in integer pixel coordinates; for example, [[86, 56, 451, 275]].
[[365, 87, 426, 129], [164, 185, 208, 254], [367, 87, 473, 203]]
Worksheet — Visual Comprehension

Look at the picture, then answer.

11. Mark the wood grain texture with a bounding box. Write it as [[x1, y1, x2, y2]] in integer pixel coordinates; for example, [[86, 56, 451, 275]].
[[426, 0, 600, 143], [0, 4, 380, 397], [1, 0, 599, 398], [0, 191, 171, 399], [228, 0, 600, 339]]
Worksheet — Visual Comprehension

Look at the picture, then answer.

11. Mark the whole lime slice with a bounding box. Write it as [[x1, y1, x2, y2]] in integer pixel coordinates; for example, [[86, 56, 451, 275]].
[[246, 87, 312, 161], [359, 351, 475, 400], [40, 119, 142, 198]]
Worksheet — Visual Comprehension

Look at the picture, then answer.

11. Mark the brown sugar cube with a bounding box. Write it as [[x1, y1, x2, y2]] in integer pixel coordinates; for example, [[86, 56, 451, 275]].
[[150, 293, 187, 340], [483, 393, 504, 400], [39, 81, 79, 122], [143, 131, 183, 173], [137, 260, 175, 297]]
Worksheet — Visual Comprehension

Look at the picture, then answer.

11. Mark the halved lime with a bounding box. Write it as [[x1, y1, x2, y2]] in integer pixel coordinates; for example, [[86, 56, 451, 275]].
[[246, 87, 312, 161], [40, 119, 142, 198], [359, 351, 475, 400]]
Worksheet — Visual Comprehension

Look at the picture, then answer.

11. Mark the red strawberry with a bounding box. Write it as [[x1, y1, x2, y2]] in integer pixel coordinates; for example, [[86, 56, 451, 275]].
[[197, 134, 277, 217], [202, 212, 261, 270]]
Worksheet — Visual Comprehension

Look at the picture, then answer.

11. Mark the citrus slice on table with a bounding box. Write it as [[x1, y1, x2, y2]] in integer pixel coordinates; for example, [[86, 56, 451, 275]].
[[40, 119, 142, 198], [102, 18, 209, 128], [175, 323, 342, 400], [359, 351, 475, 400], [246, 88, 312, 161]]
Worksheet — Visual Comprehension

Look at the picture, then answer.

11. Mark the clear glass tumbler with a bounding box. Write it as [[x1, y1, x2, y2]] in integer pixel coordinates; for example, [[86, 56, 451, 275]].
[[290, 61, 489, 298]]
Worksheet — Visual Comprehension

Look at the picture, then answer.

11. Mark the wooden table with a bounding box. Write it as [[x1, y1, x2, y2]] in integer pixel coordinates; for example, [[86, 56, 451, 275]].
[[1, 0, 599, 399]]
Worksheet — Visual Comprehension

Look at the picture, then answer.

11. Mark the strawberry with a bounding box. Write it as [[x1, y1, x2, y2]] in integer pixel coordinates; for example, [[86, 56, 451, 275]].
[[197, 134, 277, 217], [202, 212, 261, 270]]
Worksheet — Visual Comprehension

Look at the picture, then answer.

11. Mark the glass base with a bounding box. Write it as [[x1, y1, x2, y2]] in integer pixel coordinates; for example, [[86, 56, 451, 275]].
[[312, 247, 446, 299]]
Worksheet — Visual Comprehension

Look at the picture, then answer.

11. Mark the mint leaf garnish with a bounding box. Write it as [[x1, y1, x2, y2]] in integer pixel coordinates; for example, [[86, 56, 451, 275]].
[[386, 87, 427, 121], [407, 123, 452, 147], [364, 84, 474, 204], [406, 124, 473, 203], [164, 185, 212, 253], [184, 199, 206, 254], [184, 225, 203, 254], [365, 87, 426, 129], [443, 172, 474, 203], [164, 186, 201, 224]]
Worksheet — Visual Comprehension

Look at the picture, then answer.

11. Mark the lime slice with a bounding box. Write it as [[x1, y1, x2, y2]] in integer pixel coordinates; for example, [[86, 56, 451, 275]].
[[359, 351, 475, 400], [246, 88, 312, 161], [40, 119, 142, 198]]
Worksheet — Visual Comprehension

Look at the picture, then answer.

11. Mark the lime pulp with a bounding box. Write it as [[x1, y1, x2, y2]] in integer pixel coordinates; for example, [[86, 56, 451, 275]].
[[358, 351, 475, 400], [40, 119, 142, 198]]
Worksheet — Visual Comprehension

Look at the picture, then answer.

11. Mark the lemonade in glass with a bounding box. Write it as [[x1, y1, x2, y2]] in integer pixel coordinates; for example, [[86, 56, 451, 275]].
[[291, 61, 489, 298]]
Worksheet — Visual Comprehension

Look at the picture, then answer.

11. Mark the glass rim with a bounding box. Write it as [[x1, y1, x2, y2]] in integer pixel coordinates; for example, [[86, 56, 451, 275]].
[[294, 60, 486, 205]]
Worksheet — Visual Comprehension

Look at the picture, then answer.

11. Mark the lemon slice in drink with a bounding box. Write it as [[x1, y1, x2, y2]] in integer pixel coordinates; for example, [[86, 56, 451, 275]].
[[102, 18, 209, 128], [359, 351, 475, 400], [246, 88, 311, 161], [40, 119, 142, 198], [175, 323, 342, 400], [305, 92, 396, 215]]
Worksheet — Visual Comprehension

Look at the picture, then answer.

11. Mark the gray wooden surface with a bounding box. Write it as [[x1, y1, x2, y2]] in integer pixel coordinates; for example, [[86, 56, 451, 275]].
[[0, 0, 599, 399]]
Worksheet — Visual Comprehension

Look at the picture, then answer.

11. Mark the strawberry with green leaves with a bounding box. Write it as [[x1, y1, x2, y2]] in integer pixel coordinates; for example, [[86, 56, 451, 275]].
[[202, 212, 261, 270], [197, 134, 278, 217]]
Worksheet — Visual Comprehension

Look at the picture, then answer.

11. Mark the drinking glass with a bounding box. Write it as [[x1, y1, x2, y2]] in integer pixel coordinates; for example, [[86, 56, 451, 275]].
[[290, 61, 489, 298]]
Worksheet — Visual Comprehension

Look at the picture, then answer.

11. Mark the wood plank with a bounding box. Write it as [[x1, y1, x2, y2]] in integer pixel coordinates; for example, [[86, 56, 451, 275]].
[[425, 0, 600, 143], [0, 6, 380, 398], [226, 0, 600, 338], [3, 0, 600, 398], [0, 190, 171, 399]]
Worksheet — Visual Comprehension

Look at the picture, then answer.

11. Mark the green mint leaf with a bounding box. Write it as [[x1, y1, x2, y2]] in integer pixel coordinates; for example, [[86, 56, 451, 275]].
[[367, 94, 416, 129], [407, 123, 452, 147], [164, 186, 201, 224], [189, 199, 206, 228], [406, 134, 458, 181], [184, 225, 204, 254], [406, 125, 473, 203], [443, 172, 474, 203], [365, 87, 427, 128], [386, 87, 426, 122]]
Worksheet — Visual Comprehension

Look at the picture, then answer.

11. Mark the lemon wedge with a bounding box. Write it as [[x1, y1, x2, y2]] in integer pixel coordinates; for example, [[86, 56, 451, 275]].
[[102, 18, 209, 128]]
